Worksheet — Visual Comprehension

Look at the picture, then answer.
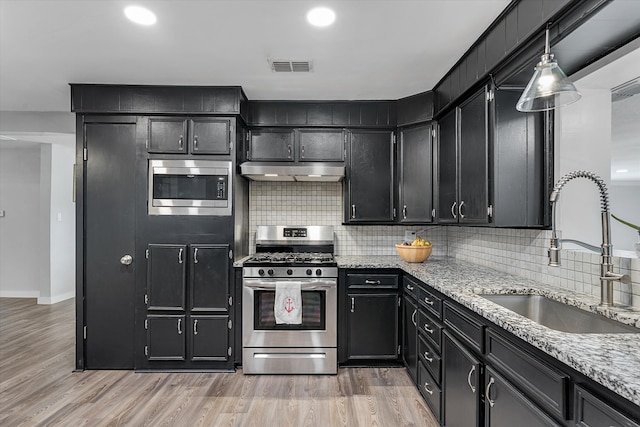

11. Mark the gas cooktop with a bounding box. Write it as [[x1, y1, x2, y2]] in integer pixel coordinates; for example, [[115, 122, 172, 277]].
[[244, 252, 336, 266]]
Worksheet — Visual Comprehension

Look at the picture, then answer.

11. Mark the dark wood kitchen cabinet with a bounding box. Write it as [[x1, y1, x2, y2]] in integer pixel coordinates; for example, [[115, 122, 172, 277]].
[[144, 243, 232, 365], [402, 288, 419, 383], [345, 272, 400, 361], [398, 123, 434, 223], [437, 87, 490, 224], [247, 128, 345, 162], [148, 117, 231, 155], [344, 129, 395, 223]]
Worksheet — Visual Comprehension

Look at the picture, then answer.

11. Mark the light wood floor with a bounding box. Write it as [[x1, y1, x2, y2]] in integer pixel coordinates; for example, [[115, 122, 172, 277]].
[[0, 298, 438, 426]]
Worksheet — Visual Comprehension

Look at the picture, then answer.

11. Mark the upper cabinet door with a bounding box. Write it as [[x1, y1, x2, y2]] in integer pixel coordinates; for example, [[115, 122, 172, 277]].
[[148, 118, 188, 153], [437, 109, 458, 224], [399, 123, 434, 223], [189, 118, 231, 155], [248, 129, 295, 161], [346, 130, 395, 223], [296, 129, 345, 161], [458, 88, 489, 224], [189, 244, 230, 312], [146, 244, 187, 311]]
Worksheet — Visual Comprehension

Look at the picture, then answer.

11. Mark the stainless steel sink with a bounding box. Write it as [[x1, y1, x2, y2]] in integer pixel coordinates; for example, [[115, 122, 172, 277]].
[[481, 294, 639, 334]]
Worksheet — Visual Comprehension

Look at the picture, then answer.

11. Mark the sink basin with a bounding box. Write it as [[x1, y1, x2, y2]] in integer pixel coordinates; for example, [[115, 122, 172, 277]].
[[481, 294, 639, 334]]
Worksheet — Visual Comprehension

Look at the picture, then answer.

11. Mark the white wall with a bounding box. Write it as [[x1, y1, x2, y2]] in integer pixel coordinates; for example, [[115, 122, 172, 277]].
[[554, 88, 612, 248], [0, 145, 43, 297], [47, 143, 76, 303]]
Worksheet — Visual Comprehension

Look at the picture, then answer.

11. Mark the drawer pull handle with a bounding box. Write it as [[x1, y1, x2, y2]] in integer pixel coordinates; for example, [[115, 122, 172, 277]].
[[467, 365, 476, 393], [423, 352, 433, 363], [423, 324, 434, 334], [365, 279, 381, 285], [411, 309, 417, 326], [424, 297, 434, 306], [423, 382, 434, 395], [486, 377, 496, 407], [351, 297, 355, 313], [406, 284, 414, 291]]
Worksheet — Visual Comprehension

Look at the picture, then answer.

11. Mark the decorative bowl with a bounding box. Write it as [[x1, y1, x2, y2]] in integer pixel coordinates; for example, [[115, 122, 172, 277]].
[[395, 244, 433, 263]]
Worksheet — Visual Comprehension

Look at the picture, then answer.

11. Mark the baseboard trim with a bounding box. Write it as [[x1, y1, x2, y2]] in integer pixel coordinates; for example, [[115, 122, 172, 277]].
[[38, 292, 75, 305], [0, 290, 40, 299]]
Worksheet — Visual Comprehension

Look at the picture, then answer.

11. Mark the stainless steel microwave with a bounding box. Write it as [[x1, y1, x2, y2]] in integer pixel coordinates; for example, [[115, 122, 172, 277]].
[[148, 159, 232, 216]]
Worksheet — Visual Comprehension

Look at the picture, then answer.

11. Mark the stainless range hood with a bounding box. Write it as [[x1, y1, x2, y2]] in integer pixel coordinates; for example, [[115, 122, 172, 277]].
[[240, 162, 345, 182]]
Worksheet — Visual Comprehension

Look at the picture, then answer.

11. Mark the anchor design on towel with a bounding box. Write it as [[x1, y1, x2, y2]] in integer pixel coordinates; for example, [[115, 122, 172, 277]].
[[285, 297, 295, 313]]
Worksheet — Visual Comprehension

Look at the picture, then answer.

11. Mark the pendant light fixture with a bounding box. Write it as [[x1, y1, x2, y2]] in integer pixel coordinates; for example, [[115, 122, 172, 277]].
[[516, 25, 581, 112]]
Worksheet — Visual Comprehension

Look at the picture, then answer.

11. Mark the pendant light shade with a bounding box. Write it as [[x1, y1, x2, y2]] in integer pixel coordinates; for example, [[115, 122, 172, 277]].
[[516, 27, 581, 112]]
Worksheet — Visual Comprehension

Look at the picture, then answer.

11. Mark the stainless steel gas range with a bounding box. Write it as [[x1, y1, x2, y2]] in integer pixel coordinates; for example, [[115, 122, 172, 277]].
[[242, 225, 337, 374]]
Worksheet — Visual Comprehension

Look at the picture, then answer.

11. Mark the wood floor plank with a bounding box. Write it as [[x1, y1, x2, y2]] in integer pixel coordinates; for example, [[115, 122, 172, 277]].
[[0, 298, 438, 426]]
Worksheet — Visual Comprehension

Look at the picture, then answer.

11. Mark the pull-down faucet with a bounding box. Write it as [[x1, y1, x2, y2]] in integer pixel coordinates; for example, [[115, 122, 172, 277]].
[[548, 170, 630, 307]]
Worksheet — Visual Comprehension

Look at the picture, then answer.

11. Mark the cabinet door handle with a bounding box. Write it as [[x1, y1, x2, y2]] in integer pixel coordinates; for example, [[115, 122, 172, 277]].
[[451, 202, 458, 219], [467, 365, 476, 393], [193, 319, 198, 335], [402, 205, 407, 219], [351, 204, 356, 219], [194, 247, 199, 264], [423, 323, 434, 334], [178, 248, 183, 264], [411, 309, 417, 326], [350, 297, 355, 313], [459, 200, 466, 219], [423, 351, 433, 363], [177, 318, 182, 335], [365, 279, 381, 285], [423, 297, 434, 306], [287, 145, 292, 159], [178, 135, 184, 150], [486, 377, 496, 407], [300, 145, 305, 158], [423, 382, 434, 395], [193, 135, 198, 150]]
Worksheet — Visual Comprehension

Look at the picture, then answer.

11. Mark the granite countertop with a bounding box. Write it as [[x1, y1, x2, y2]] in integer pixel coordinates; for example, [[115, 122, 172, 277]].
[[337, 255, 640, 407]]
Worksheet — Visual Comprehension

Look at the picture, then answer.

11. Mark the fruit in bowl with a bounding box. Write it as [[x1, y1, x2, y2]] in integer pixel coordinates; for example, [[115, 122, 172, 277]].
[[396, 237, 433, 262]]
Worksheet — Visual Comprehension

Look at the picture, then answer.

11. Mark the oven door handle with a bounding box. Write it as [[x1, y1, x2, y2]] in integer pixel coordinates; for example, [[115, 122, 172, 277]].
[[243, 283, 335, 291]]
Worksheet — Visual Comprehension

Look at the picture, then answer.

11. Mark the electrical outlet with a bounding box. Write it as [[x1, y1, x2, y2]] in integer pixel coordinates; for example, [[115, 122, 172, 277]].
[[404, 230, 416, 242]]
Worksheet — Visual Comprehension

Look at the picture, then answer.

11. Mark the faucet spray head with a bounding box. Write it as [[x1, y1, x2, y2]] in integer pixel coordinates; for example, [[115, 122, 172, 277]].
[[548, 231, 561, 266]]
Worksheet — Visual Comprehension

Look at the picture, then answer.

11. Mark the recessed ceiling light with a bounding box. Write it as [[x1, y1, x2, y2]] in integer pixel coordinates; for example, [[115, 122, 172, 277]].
[[615, 169, 629, 173], [124, 6, 157, 26], [306, 7, 336, 27]]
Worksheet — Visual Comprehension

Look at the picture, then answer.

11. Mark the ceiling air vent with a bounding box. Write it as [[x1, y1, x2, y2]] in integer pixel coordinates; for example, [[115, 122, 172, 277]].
[[269, 60, 313, 73], [612, 77, 640, 102]]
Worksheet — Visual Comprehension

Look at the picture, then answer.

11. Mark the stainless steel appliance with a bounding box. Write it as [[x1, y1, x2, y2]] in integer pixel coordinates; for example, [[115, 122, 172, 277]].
[[242, 225, 337, 374], [148, 159, 232, 216]]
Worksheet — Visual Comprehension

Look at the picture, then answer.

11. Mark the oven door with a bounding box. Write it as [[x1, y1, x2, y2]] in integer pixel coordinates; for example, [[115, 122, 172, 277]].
[[242, 278, 337, 348]]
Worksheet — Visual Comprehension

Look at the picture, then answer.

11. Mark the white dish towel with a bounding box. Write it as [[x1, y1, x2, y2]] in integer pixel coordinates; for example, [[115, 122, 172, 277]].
[[274, 281, 302, 324]]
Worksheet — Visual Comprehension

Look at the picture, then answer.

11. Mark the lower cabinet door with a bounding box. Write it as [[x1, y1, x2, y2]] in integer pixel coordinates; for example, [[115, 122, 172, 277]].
[[443, 330, 482, 427], [403, 295, 418, 382], [191, 315, 229, 361], [348, 293, 399, 359], [146, 315, 186, 361], [485, 367, 559, 427]]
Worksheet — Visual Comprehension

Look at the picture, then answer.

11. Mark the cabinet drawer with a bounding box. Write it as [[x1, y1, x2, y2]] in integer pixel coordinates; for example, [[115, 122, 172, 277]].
[[419, 360, 442, 423], [347, 273, 398, 289], [418, 285, 442, 319], [486, 329, 569, 421], [575, 385, 639, 427], [443, 301, 484, 354], [419, 334, 441, 385], [403, 276, 419, 299], [418, 309, 442, 352]]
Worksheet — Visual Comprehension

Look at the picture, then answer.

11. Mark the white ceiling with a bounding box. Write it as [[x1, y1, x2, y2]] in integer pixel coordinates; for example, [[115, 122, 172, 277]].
[[0, 0, 512, 112]]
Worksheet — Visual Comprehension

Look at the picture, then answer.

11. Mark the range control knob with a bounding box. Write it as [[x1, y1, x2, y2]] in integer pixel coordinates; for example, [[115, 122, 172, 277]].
[[258, 269, 265, 276], [306, 269, 313, 276], [316, 269, 322, 276], [287, 269, 293, 276], [267, 269, 274, 276]]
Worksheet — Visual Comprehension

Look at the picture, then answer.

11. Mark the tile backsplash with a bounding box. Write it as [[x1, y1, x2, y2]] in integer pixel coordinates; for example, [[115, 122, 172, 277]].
[[249, 181, 639, 308]]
